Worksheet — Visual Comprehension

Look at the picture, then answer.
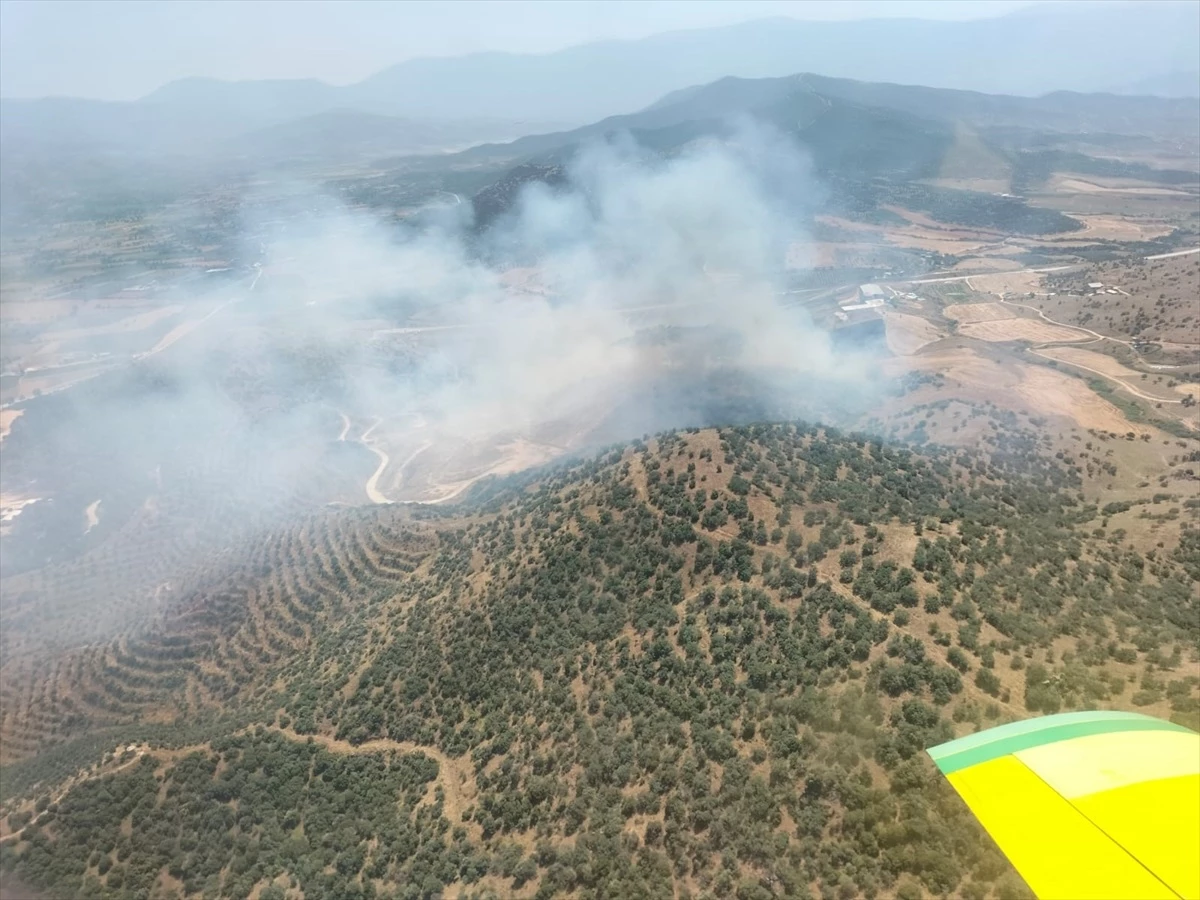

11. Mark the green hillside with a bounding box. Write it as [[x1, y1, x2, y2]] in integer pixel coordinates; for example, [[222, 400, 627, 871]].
[[3, 421, 1197, 900]]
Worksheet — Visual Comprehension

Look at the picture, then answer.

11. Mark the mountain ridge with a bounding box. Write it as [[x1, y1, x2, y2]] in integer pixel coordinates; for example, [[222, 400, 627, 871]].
[[2, 420, 1196, 899], [3, 2, 1196, 157]]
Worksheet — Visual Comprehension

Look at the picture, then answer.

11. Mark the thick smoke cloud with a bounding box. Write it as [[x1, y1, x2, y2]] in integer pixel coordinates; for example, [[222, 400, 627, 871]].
[[255, 122, 868, 458], [2, 122, 880, 651]]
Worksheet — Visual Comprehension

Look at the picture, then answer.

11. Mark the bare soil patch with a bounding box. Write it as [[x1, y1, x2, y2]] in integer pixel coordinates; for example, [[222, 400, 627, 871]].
[[140, 300, 230, 357], [410, 438, 564, 504], [963, 270, 1044, 295], [815, 213, 1008, 257], [883, 345, 1150, 436], [1068, 215, 1176, 243], [921, 177, 1012, 194], [5, 363, 114, 404], [881, 347, 1013, 393], [0, 410, 22, 443], [1171, 382, 1200, 400], [1014, 367, 1141, 433], [1038, 346, 1142, 379], [883, 312, 945, 356], [1037, 347, 1187, 404], [0, 494, 42, 536], [949, 257, 1024, 272], [145, 321, 201, 356]]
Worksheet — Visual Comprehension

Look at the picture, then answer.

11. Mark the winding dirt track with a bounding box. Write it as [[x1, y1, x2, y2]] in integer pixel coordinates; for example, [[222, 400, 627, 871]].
[[265, 725, 477, 821], [1029, 348, 1185, 405], [1, 725, 479, 848], [361, 419, 392, 505], [976, 289, 1188, 408], [0, 749, 147, 846], [987, 287, 1123, 345]]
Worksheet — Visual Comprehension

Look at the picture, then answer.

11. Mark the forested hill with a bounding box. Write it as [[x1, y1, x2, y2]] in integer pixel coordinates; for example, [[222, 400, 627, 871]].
[[2, 422, 1198, 900]]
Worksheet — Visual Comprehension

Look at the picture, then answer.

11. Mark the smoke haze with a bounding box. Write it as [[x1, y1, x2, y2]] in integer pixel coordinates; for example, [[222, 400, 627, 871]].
[[0, 122, 878, 654]]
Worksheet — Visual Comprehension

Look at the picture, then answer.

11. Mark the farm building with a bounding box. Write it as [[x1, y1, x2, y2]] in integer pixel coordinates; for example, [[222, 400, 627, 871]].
[[858, 283, 887, 302]]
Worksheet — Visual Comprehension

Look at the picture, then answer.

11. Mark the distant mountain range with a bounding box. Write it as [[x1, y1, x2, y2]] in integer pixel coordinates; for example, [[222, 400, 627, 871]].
[[1107, 71, 1200, 98], [451, 72, 1200, 169], [447, 71, 1199, 234], [341, 2, 1200, 122], [1, 1, 1196, 164]]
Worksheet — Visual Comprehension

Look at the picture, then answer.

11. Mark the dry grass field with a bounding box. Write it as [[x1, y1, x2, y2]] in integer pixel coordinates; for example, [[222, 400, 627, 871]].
[[883, 343, 1155, 438], [1012, 366, 1146, 434], [883, 311, 945, 356], [958, 317, 1091, 343], [1037, 346, 1191, 400], [943, 302, 1015, 324]]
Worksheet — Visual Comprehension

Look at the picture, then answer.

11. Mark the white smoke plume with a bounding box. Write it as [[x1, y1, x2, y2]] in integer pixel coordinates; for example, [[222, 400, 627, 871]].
[[1, 121, 880, 649], [252, 122, 867, 452]]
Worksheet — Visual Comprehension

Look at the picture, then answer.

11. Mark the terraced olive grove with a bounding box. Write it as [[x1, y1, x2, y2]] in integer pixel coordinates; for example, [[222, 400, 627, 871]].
[[3, 421, 1197, 900]]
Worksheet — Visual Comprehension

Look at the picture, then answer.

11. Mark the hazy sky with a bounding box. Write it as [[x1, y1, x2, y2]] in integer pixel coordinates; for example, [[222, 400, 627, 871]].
[[0, 0, 1041, 101]]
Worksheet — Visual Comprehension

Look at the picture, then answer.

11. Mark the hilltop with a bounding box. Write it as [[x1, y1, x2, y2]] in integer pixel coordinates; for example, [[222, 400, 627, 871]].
[[389, 72, 1199, 236], [2, 421, 1197, 899]]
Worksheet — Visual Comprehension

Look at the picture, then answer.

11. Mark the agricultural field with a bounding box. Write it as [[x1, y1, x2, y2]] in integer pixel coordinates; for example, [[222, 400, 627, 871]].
[[941, 303, 1014, 324], [881, 311, 945, 357], [957, 318, 1089, 344]]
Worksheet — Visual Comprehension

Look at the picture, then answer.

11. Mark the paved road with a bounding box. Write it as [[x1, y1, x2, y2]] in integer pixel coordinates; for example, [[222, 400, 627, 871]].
[[888, 246, 1198, 288], [895, 264, 1079, 287], [1145, 247, 1200, 260]]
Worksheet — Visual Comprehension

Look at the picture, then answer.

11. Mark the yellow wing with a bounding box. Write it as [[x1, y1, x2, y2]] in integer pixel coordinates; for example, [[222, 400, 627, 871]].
[[928, 710, 1200, 900]]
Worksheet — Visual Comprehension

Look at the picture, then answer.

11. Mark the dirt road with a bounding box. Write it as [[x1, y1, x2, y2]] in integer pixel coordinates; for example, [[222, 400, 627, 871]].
[[84, 500, 102, 533], [138, 298, 235, 358], [360, 419, 392, 505], [0, 746, 147, 846], [1029, 348, 1185, 405], [265, 725, 477, 826]]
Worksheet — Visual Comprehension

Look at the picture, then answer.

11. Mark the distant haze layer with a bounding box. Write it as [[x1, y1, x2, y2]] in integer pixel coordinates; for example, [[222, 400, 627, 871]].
[[1, 2, 1197, 125]]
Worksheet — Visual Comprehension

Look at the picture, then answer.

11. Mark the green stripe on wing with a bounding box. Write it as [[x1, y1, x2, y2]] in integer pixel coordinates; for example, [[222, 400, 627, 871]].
[[928, 710, 1195, 776]]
